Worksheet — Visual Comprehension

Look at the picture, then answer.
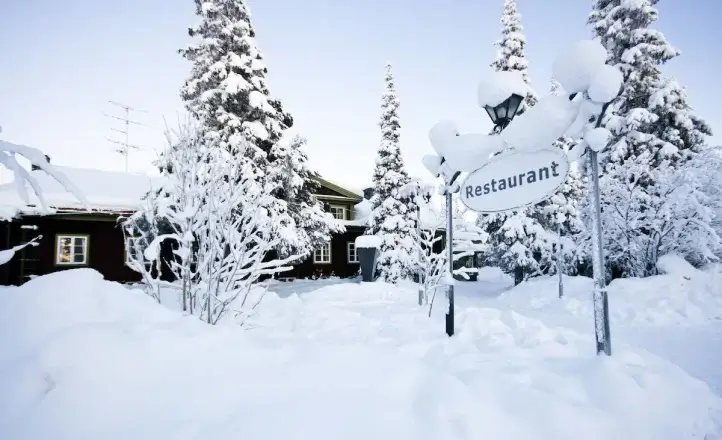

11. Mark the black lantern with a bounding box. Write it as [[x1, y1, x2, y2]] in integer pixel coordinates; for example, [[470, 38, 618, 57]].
[[484, 93, 524, 132]]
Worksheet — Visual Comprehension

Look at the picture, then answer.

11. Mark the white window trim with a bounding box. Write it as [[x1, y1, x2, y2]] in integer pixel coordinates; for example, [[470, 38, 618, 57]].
[[55, 234, 89, 265], [313, 242, 332, 264], [125, 236, 144, 266], [329, 204, 346, 220], [347, 242, 359, 263]]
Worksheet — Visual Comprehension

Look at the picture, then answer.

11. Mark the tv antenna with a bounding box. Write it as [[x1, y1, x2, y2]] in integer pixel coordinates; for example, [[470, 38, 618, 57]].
[[103, 101, 148, 172]]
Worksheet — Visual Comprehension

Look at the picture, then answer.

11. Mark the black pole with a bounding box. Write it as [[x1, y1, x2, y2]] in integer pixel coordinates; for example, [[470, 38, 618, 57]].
[[445, 190, 454, 337]]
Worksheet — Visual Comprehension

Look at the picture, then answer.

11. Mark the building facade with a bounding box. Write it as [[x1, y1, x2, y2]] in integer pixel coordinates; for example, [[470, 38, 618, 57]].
[[0, 166, 379, 285]]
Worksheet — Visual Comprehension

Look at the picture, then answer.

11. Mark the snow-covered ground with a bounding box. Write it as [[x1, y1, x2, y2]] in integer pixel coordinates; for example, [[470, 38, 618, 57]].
[[1, 265, 721, 439]]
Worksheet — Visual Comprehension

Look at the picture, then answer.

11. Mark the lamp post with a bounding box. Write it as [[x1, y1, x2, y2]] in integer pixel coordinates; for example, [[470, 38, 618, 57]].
[[483, 93, 525, 285], [433, 91, 524, 338], [441, 165, 460, 337]]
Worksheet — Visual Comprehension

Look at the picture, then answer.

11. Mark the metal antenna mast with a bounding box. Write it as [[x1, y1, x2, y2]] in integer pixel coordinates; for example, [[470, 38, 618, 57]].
[[103, 101, 147, 172]]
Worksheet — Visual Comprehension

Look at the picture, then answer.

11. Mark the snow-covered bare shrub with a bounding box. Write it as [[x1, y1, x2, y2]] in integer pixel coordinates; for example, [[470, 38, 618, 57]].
[[578, 152, 720, 278], [124, 125, 300, 325]]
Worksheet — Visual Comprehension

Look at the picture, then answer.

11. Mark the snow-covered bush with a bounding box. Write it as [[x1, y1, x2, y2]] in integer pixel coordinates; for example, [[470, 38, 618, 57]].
[[122, 192, 165, 303], [579, 152, 720, 278], [123, 125, 299, 325]]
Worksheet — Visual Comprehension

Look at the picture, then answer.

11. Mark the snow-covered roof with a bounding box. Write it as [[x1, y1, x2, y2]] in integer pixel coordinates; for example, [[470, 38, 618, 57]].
[[314, 176, 363, 200], [0, 165, 161, 216], [345, 198, 447, 230]]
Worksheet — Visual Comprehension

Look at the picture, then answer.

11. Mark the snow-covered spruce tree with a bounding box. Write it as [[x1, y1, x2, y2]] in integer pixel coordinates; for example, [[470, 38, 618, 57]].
[[589, 0, 710, 169], [490, 0, 538, 114], [180, 0, 292, 157], [476, 0, 547, 285], [180, 0, 322, 257], [367, 63, 417, 283], [584, 0, 717, 277], [272, 135, 344, 257]]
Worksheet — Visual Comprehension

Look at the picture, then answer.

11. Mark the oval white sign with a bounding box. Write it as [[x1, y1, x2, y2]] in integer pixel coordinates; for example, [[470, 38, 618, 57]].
[[460, 148, 570, 214]]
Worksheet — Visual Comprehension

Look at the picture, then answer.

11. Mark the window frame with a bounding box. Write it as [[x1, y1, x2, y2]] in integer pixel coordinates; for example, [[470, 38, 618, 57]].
[[313, 241, 332, 264], [347, 242, 359, 263], [54, 234, 90, 266], [329, 204, 346, 220], [124, 236, 144, 266]]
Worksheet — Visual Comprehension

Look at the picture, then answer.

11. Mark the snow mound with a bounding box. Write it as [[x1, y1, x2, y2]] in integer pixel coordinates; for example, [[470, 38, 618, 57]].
[[657, 253, 699, 278], [494, 265, 722, 328], [0, 270, 719, 439], [355, 234, 381, 248]]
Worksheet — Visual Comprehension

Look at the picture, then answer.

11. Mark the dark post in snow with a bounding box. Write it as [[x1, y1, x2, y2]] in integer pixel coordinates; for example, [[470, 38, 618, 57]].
[[445, 189, 455, 337], [358, 246, 378, 282], [557, 225, 564, 299], [438, 166, 461, 337]]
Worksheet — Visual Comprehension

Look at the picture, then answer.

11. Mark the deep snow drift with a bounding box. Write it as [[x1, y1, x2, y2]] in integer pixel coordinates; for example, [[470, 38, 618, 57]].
[[0, 268, 720, 440]]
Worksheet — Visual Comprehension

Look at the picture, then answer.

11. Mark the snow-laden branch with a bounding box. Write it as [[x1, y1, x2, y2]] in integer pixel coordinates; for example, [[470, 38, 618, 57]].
[[0, 139, 89, 219], [0, 234, 41, 266]]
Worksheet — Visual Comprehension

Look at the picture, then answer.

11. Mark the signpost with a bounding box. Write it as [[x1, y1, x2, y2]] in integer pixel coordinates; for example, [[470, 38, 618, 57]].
[[427, 39, 619, 354], [459, 148, 570, 213]]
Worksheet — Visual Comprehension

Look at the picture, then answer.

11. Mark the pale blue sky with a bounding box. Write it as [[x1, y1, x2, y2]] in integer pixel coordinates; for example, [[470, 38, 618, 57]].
[[1, 0, 719, 189]]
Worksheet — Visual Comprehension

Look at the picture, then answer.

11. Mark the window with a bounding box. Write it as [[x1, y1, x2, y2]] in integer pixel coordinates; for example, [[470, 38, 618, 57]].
[[329, 205, 346, 220], [313, 242, 331, 264], [55, 235, 89, 265], [125, 236, 144, 266], [347, 242, 359, 263]]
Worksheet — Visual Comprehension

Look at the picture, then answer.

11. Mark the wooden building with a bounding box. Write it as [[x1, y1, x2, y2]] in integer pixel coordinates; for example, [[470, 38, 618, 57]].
[[0, 166, 159, 285], [0, 164, 408, 285]]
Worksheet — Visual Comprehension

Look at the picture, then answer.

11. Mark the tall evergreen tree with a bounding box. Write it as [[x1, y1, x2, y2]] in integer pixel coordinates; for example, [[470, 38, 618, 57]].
[[180, 0, 292, 158], [588, 0, 710, 169], [477, 0, 546, 284], [583, 0, 716, 277], [367, 63, 417, 283], [179, 0, 340, 257], [490, 0, 538, 113]]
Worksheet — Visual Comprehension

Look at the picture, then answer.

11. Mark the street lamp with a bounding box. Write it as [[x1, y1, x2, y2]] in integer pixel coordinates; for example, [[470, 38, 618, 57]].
[[429, 90, 525, 338], [483, 91, 525, 285], [483, 93, 524, 133]]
